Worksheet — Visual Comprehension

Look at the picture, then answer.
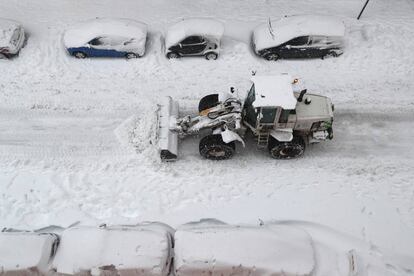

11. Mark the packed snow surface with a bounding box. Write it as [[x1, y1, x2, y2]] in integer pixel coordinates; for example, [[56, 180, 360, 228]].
[[174, 223, 315, 276], [0, 232, 56, 273], [251, 75, 298, 109], [165, 18, 224, 49], [63, 18, 147, 53], [0, 18, 20, 46], [253, 15, 345, 51], [0, 0, 414, 275], [52, 224, 172, 276]]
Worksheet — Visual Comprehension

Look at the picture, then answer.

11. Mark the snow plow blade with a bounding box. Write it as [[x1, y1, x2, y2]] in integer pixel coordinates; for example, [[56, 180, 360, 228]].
[[157, 96, 179, 161]]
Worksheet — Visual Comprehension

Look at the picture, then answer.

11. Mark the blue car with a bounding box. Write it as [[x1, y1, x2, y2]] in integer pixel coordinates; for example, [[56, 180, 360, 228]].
[[63, 18, 147, 59]]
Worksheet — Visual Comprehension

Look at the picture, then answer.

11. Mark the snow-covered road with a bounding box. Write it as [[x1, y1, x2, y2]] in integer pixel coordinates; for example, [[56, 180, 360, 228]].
[[0, 0, 413, 262]]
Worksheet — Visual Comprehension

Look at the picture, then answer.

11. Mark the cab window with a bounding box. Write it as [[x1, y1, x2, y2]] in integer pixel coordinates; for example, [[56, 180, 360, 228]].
[[260, 108, 276, 124], [278, 109, 291, 123]]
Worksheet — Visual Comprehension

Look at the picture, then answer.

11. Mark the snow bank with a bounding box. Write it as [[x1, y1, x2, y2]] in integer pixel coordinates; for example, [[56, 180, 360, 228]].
[[251, 75, 298, 109], [174, 223, 315, 276], [63, 18, 147, 54], [0, 18, 20, 46], [0, 231, 58, 275], [52, 223, 173, 276], [165, 18, 224, 49], [253, 15, 345, 51]]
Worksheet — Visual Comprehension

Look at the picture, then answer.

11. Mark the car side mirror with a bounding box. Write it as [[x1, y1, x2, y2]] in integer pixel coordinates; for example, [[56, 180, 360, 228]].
[[230, 87, 235, 93], [286, 45, 291, 49], [178, 43, 182, 48]]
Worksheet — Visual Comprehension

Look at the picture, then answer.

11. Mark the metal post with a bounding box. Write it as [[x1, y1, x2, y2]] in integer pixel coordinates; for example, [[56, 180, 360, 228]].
[[357, 0, 371, 20]]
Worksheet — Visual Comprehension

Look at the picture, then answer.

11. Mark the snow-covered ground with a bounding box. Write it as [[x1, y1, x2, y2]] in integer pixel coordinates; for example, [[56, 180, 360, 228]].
[[0, 0, 413, 269]]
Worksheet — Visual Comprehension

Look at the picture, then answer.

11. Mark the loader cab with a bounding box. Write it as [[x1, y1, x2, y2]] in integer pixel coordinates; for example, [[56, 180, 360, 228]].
[[243, 79, 297, 132]]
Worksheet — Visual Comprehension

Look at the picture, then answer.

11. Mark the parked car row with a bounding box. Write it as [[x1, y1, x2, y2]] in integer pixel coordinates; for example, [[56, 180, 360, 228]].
[[0, 15, 345, 61], [0, 220, 368, 276]]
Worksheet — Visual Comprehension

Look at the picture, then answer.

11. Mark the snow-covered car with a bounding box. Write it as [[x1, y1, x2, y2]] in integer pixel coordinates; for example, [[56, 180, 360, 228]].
[[252, 15, 345, 61], [165, 18, 224, 60], [0, 230, 59, 275], [63, 18, 147, 59], [0, 18, 25, 59], [52, 223, 174, 276], [174, 221, 315, 275]]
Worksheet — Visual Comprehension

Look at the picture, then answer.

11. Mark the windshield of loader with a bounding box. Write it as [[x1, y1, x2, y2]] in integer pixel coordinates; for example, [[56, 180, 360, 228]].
[[244, 84, 258, 127]]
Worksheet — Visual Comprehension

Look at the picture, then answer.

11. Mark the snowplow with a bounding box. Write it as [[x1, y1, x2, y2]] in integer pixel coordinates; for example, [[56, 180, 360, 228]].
[[157, 74, 334, 161]]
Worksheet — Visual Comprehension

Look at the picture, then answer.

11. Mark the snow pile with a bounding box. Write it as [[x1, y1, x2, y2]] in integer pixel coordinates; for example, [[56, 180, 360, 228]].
[[165, 18, 224, 49], [0, 232, 58, 275], [252, 15, 345, 51], [52, 223, 173, 276], [0, 18, 20, 46], [63, 18, 147, 54], [174, 223, 315, 276], [251, 75, 298, 109]]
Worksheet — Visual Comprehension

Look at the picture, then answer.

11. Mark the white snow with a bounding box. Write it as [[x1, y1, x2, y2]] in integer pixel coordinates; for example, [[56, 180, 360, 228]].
[[63, 18, 147, 54], [165, 18, 224, 49], [0, 18, 20, 46], [0, 0, 414, 275], [0, 232, 57, 274], [174, 223, 315, 276], [251, 75, 298, 109], [52, 223, 173, 276], [253, 15, 345, 51]]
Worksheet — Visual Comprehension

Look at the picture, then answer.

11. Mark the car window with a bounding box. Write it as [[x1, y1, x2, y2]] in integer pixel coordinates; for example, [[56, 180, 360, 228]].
[[89, 37, 105, 46], [309, 36, 329, 45], [89, 36, 130, 47], [181, 36, 203, 44], [287, 36, 309, 46]]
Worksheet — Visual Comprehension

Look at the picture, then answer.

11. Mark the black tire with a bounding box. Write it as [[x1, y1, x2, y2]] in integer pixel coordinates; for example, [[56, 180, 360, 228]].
[[205, 52, 218, 60], [198, 94, 219, 113], [166, 52, 180, 59], [73, 51, 87, 59], [126, 52, 139, 59], [268, 136, 305, 159], [264, 53, 279, 61], [199, 134, 235, 160]]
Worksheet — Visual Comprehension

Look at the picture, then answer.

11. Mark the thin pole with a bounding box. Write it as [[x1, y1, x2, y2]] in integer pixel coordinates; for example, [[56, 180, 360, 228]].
[[357, 0, 371, 20]]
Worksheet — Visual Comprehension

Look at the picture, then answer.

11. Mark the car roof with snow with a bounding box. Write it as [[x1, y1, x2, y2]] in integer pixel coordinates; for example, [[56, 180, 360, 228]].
[[165, 18, 224, 49], [52, 224, 173, 275], [253, 15, 345, 51], [251, 74, 298, 109], [63, 18, 147, 48], [0, 18, 22, 46], [174, 223, 315, 275]]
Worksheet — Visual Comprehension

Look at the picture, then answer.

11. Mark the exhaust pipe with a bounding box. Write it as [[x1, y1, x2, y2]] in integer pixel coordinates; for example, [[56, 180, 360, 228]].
[[297, 89, 307, 102]]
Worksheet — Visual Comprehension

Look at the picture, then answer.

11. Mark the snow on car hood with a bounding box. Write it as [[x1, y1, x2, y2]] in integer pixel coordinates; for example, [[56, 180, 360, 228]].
[[253, 14, 345, 51], [0, 18, 21, 47], [165, 18, 224, 49], [63, 18, 147, 53]]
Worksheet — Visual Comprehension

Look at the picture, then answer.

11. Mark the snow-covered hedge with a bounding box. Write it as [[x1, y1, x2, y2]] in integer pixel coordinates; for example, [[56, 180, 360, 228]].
[[51, 223, 173, 276], [0, 231, 59, 276], [174, 221, 315, 276]]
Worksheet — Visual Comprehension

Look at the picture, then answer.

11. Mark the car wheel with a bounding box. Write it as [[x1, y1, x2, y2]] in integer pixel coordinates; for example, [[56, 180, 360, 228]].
[[198, 94, 219, 113], [268, 136, 305, 159], [264, 53, 279, 61], [205, 52, 218, 60], [166, 52, 179, 59], [199, 134, 235, 160], [73, 51, 87, 59], [126, 53, 139, 59]]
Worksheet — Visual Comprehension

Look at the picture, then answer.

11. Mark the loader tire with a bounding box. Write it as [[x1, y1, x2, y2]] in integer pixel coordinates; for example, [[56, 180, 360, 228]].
[[198, 94, 219, 113], [199, 134, 235, 160], [268, 136, 305, 159]]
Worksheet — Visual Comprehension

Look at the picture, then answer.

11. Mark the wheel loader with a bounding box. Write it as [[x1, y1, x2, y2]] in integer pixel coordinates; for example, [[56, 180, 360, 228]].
[[157, 74, 334, 161]]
